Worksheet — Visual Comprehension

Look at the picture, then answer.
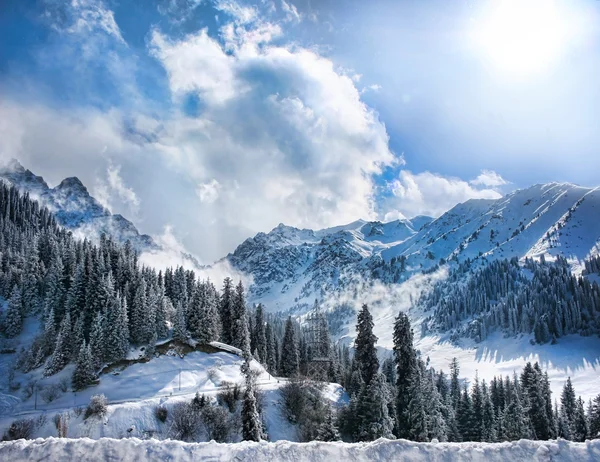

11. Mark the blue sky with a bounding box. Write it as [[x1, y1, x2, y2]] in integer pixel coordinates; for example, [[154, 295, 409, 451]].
[[1, 0, 599, 262]]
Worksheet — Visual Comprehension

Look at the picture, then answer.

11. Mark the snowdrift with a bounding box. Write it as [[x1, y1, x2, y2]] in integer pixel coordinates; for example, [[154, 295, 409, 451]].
[[1, 437, 599, 462]]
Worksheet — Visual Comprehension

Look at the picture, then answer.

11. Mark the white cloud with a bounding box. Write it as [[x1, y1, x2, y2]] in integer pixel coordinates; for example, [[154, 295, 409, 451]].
[[197, 179, 221, 203], [147, 20, 395, 252], [45, 0, 125, 43], [214, 0, 258, 24], [106, 161, 140, 209], [281, 0, 301, 23], [384, 170, 503, 218], [470, 169, 508, 187]]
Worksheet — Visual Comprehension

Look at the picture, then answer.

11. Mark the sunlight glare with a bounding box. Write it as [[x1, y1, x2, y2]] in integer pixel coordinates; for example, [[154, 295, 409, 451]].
[[471, 0, 571, 77]]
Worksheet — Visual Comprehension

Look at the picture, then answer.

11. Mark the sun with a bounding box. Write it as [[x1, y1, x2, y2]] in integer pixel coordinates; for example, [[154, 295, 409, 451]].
[[471, 0, 571, 77]]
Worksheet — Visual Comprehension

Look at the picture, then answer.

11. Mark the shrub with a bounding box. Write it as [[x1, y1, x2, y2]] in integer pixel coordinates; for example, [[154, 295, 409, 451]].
[[217, 382, 241, 412], [169, 401, 201, 442], [40, 383, 62, 403], [280, 379, 329, 442], [85, 394, 108, 419], [155, 405, 168, 423], [58, 377, 69, 393], [201, 404, 230, 442], [53, 413, 69, 438], [22, 380, 35, 399], [2, 418, 36, 441]]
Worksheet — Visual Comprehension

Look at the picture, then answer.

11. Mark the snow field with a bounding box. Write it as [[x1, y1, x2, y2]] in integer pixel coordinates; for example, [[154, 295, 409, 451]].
[[1, 436, 599, 462]]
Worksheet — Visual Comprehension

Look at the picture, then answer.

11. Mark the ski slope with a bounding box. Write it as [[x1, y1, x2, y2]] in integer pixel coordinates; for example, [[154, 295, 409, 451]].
[[1, 437, 598, 462]]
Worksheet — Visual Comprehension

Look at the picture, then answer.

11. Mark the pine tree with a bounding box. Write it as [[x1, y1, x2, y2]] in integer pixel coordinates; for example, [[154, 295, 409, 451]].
[[231, 281, 250, 354], [241, 356, 262, 442], [355, 373, 395, 441], [104, 293, 129, 363], [316, 408, 341, 441], [588, 394, 600, 438], [4, 285, 23, 338], [265, 322, 277, 373], [456, 384, 475, 441], [220, 277, 234, 344], [89, 311, 105, 369], [354, 304, 379, 386], [572, 397, 588, 442], [197, 283, 220, 344], [72, 341, 98, 390], [561, 377, 577, 430], [252, 304, 267, 363], [44, 312, 72, 376], [280, 317, 299, 377], [173, 301, 188, 342], [393, 311, 417, 438]]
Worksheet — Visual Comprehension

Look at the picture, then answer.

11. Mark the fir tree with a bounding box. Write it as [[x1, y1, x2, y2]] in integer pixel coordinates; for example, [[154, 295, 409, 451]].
[[353, 304, 379, 385], [44, 312, 72, 376], [241, 356, 262, 442], [355, 373, 395, 441], [393, 311, 417, 438], [280, 317, 299, 377], [588, 394, 600, 438], [72, 341, 98, 390], [315, 408, 341, 441], [4, 285, 23, 338], [173, 301, 188, 342], [220, 277, 234, 344], [252, 304, 267, 363], [231, 281, 250, 354]]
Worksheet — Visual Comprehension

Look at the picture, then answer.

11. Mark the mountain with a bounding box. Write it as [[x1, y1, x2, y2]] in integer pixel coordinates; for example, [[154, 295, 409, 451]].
[[0, 159, 155, 251], [226, 182, 600, 313]]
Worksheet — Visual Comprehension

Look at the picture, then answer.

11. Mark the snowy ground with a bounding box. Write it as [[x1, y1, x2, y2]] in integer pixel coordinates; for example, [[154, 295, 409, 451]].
[[0, 343, 347, 442], [1, 437, 599, 462]]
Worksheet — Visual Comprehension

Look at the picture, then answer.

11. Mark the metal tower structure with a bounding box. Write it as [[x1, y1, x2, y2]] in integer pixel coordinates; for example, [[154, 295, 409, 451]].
[[305, 299, 330, 381]]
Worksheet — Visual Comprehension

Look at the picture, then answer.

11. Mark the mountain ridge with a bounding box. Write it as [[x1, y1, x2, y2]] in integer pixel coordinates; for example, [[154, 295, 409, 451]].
[[0, 158, 155, 251]]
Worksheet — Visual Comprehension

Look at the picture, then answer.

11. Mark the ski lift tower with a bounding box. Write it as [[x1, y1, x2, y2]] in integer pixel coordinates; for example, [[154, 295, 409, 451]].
[[306, 299, 330, 382]]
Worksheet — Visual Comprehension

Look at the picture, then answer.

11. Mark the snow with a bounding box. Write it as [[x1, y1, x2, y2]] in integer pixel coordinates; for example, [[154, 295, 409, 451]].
[[0, 344, 348, 442], [416, 332, 600, 402], [1, 437, 598, 462]]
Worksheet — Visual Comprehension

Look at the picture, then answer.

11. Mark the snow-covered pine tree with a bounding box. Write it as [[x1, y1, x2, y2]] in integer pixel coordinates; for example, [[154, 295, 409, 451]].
[[561, 377, 577, 432], [315, 408, 341, 441], [572, 397, 589, 442], [72, 340, 98, 390], [353, 304, 379, 386], [4, 285, 23, 338], [265, 322, 277, 373], [44, 312, 72, 376], [393, 311, 418, 438], [104, 292, 129, 364], [231, 281, 250, 354], [280, 317, 299, 377], [173, 301, 188, 342], [197, 281, 220, 344], [589, 393, 600, 438], [89, 311, 106, 369], [355, 373, 395, 441], [219, 277, 234, 345], [241, 355, 262, 442], [252, 304, 267, 364]]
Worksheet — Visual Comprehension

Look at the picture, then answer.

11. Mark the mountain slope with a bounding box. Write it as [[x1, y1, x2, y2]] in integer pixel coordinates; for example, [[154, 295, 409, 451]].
[[0, 159, 155, 251], [226, 182, 600, 313]]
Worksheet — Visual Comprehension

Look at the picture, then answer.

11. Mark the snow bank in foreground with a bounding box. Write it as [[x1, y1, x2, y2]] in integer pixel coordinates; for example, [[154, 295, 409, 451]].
[[1, 437, 599, 462]]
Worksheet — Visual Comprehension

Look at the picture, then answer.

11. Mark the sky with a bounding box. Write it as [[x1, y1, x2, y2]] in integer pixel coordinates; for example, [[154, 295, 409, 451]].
[[0, 0, 599, 263]]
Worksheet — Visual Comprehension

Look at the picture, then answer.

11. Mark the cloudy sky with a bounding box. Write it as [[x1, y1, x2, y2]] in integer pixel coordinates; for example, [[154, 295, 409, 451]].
[[1, 0, 599, 262]]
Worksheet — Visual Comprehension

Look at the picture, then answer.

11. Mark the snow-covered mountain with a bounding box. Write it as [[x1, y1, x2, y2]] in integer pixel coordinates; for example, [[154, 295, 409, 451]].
[[0, 159, 155, 251], [226, 182, 600, 313]]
